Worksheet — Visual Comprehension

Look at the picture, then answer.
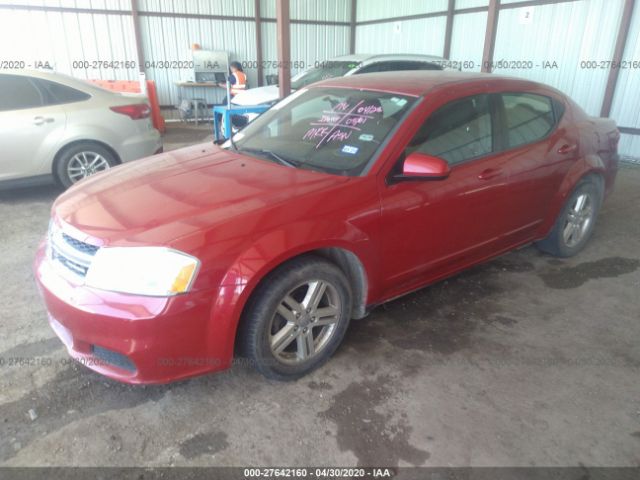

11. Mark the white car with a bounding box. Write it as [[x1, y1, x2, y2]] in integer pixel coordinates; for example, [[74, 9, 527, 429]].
[[232, 53, 451, 108], [0, 70, 162, 188]]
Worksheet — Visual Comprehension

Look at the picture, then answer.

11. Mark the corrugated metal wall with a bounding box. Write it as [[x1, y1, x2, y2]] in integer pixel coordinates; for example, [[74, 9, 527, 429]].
[[356, 0, 448, 22], [0, 0, 130, 8], [492, 0, 624, 116], [611, 0, 640, 157], [0, 0, 638, 156], [139, 16, 257, 116], [138, 0, 255, 17], [289, 23, 351, 71], [352, 0, 639, 158], [289, 0, 351, 22], [449, 11, 487, 70], [259, 0, 352, 79], [0, 0, 352, 120], [136, 0, 256, 119], [0, 5, 138, 81], [455, 0, 489, 7], [355, 17, 447, 56]]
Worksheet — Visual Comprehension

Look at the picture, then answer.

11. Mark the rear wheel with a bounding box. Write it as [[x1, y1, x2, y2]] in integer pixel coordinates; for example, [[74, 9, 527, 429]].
[[55, 142, 117, 188], [239, 256, 352, 380], [536, 177, 603, 257]]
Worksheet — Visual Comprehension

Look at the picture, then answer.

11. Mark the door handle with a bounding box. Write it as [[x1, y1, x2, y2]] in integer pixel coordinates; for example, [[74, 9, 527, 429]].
[[478, 168, 502, 180], [33, 116, 54, 126], [557, 144, 578, 155]]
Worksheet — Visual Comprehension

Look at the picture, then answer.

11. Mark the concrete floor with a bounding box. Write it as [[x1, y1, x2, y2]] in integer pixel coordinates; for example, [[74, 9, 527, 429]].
[[1, 123, 639, 467]]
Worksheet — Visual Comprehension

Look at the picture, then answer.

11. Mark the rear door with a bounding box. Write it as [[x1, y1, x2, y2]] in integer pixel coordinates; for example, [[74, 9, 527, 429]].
[[494, 92, 576, 241], [0, 74, 66, 181]]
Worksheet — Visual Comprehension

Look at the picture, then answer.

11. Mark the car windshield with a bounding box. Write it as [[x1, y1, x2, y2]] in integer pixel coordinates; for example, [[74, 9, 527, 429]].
[[228, 87, 417, 176], [291, 61, 361, 90]]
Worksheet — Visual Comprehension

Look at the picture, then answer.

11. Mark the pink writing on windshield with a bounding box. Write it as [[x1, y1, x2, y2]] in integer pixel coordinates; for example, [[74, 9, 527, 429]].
[[303, 99, 382, 149], [303, 127, 352, 143]]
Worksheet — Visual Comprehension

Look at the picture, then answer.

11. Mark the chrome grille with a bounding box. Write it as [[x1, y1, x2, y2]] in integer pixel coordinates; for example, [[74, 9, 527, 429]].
[[61, 232, 99, 256], [48, 222, 99, 279]]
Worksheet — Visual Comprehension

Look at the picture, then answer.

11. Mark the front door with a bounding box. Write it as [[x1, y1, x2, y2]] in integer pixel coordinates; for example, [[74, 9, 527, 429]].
[[377, 94, 513, 298]]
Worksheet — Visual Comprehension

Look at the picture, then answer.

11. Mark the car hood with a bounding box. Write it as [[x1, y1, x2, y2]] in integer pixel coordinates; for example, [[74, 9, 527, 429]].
[[53, 143, 348, 246], [231, 85, 280, 106]]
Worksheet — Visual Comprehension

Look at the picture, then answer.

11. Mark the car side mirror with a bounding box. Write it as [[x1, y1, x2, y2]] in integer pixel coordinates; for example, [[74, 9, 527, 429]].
[[392, 152, 451, 182]]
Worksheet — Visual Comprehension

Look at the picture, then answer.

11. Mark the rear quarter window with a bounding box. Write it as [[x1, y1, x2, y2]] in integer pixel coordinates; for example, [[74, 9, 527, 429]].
[[35, 78, 91, 105], [501, 93, 557, 148]]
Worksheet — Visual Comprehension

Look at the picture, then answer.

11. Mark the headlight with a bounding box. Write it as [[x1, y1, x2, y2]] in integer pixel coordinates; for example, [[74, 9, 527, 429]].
[[85, 247, 200, 296]]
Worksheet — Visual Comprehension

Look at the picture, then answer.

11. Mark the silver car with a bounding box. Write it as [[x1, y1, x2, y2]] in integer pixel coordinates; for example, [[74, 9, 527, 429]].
[[0, 70, 162, 188], [223, 54, 453, 135], [231, 53, 453, 107]]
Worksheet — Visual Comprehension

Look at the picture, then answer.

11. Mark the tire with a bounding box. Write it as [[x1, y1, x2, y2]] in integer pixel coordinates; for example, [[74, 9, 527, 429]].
[[239, 256, 353, 381], [536, 176, 603, 257], [54, 142, 118, 189]]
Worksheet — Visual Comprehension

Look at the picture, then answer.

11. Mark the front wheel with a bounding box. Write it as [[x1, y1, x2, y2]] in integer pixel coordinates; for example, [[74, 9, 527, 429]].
[[537, 177, 603, 257], [239, 256, 352, 380]]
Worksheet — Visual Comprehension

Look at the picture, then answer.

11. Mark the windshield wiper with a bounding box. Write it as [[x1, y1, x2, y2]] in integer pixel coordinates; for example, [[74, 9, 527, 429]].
[[228, 133, 238, 151], [239, 148, 302, 169]]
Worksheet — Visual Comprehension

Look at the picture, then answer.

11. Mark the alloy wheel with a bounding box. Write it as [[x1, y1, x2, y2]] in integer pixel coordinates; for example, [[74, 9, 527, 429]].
[[269, 280, 342, 364], [563, 192, 594, 248], [67, 151, 111, 183]]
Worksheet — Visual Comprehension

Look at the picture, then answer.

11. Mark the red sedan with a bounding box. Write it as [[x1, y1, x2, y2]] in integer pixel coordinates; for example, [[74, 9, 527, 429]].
[[34, 71, 619, 383]]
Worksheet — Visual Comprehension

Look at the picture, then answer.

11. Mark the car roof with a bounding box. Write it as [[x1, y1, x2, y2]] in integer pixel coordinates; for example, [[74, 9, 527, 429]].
[[1, 69, 112, 95], [3, 69, 78, 82], [331, 53, 447, 63], [310, 70, 553, 97]]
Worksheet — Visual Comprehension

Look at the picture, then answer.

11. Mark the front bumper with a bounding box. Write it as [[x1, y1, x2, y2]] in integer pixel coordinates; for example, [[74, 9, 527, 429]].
[[34, 243, 228, 384]]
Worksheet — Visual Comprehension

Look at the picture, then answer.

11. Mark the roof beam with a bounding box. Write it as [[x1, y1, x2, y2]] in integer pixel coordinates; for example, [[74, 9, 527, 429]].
[[350, 0, 357, 54], [254, 0, 264, 87], [276, 0, 291, 99], [443, 0, 455, 59], [481, 0, 500, 73], [130, 0, 145, 75], [600, 0, 635, 117]]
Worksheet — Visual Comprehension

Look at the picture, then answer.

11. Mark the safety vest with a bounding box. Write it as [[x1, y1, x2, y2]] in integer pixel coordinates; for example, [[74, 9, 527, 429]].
[[230, 71, 247, 96]]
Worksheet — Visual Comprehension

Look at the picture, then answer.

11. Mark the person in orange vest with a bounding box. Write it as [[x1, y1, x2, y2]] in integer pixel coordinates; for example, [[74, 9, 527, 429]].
[[215, 61, 249, 139], [218, 61, 247, 98]]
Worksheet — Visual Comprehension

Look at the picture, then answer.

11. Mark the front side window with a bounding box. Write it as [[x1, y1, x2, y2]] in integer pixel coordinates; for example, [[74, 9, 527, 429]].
[[0, 75, 44, 111], [407, 94, 493, 166], [501, 93, 555, 148], [229, 87, 417, 176]]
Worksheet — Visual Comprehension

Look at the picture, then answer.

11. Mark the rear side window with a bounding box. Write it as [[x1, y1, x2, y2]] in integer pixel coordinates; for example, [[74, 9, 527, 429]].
[[35, 78, 91, 105], [409, 61, 442, 71], [407, 94, 493, 166], [0, 75, 44, 111], [501, 93, 555, 148], [356, 61, 442, 74], [354, 63, 384, 74]]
